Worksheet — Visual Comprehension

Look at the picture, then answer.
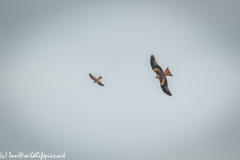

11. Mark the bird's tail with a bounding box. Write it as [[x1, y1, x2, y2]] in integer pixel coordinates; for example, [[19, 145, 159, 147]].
[[164, 67, 173, 76]]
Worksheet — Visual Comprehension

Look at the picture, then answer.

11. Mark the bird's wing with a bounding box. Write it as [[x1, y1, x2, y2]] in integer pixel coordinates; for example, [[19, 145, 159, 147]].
[[160, 78, 172, 96], [150, 55, 158, 69], [89, 73, 97, 80], [97, 81, 104, 86], [151, 55, 164, 75], [151, 55, 165, 85]]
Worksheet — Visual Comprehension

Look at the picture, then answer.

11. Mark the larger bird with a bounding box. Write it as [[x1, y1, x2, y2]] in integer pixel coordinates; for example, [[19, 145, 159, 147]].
[[150, 55, 173, 96], [89, 73, 105, 86]]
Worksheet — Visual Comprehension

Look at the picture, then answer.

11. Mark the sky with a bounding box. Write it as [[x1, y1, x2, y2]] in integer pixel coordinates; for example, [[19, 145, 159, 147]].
[[0, 0, 240, 160]]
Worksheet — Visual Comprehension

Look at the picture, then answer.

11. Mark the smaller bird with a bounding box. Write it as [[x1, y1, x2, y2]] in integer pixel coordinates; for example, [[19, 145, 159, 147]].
[[89, 73, 105, 86]]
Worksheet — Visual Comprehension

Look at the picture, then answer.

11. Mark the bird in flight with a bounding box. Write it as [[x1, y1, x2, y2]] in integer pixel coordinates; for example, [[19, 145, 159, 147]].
[[150, 55, 173, 96], [89, 73, 105, 86]]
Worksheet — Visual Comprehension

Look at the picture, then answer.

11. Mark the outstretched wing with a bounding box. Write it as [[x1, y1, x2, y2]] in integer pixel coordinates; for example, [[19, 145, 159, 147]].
[[97, 81, 104, 86], [150, 55, 164, 74], [151, 55, 165, 85], [160, 78, 172, 96], [150, 55, 158, 68], [89, 73, 97, 80]]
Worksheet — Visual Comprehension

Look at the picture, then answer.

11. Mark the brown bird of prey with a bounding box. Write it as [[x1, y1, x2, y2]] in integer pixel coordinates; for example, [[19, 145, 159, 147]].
[[89, 73, 104, 86], [150, 55, 173, 96]]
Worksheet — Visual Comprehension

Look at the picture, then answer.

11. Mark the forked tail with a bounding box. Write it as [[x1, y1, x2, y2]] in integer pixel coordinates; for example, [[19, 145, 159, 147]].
[[164, 67, 173, 76]]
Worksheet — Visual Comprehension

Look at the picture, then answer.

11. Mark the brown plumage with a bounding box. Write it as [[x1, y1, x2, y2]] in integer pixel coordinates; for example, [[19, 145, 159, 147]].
[[89, 73, 104, 86], [150, 55, 173, 96]]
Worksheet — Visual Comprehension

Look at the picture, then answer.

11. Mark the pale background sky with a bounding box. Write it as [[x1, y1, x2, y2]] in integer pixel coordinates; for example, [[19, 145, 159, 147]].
[[0, 0, 240, 160]]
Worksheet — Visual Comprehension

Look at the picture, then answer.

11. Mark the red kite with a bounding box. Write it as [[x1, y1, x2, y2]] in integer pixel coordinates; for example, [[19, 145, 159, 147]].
[[150, 55, 172, 96], [89, 73, 104, 86]]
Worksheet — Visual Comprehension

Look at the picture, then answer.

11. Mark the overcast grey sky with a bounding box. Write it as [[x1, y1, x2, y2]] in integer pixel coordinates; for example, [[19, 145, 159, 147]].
[[0, 0, 240, 160]]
